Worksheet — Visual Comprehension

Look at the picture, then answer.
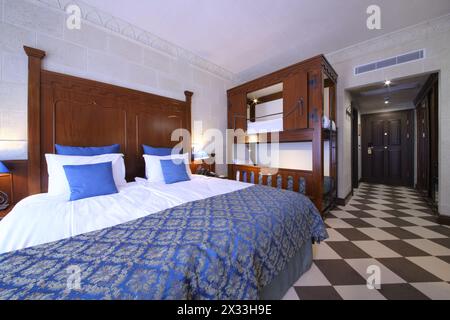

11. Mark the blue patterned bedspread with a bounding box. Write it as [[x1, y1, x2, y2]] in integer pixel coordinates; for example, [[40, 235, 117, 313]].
[[0, 185, 327, 300]]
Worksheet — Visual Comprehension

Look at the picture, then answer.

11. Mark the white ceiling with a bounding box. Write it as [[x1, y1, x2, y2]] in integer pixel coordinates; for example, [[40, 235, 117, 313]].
[[86, 0, 450, 80], [350, 74, 430, 113]]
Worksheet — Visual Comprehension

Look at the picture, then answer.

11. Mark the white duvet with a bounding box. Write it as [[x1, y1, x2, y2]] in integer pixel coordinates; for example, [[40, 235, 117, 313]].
[[0, 175, 250, 254]]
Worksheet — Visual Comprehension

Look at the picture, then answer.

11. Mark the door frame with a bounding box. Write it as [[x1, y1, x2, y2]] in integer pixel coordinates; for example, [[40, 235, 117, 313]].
[[351, 106, 359, 189]]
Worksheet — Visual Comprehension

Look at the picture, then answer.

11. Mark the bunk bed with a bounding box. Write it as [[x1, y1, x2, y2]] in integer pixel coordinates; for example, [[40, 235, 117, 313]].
[[227, 55, 338, 213]]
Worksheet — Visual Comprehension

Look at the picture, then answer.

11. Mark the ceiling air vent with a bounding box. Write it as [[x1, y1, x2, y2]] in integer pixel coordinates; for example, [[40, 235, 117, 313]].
[[354, 49, 425, 75]]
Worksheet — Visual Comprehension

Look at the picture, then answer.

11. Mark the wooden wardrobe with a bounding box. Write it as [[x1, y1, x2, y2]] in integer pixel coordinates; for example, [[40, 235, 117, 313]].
[[227, 55, 338, 213]]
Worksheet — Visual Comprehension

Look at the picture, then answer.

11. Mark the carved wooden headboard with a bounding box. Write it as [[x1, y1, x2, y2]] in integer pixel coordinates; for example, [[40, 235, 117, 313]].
[[24, 46, 193, 194]]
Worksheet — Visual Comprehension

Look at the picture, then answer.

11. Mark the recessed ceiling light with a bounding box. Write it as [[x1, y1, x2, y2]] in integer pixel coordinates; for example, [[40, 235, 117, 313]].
[[384, 98, 390, 104], [384, 80, 392, 86]]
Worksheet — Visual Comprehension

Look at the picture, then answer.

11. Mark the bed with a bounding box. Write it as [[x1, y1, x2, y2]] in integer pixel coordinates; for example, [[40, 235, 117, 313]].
[[0, 176, 327, 300], [0, 46, 328, 300]]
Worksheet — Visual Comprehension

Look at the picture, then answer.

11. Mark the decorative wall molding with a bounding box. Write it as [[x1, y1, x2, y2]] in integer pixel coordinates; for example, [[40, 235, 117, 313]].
[[35, 0, 237, 81], [327, 13, 450, 64]]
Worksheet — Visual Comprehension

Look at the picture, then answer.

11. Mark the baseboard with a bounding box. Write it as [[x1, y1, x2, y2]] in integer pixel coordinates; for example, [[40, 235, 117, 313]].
[[438, 214, 450, 226], [336, 190, 353, 206]]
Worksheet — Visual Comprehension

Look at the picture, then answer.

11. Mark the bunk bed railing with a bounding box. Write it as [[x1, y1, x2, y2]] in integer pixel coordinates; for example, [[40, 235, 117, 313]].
[[231, 164, 313, 199]]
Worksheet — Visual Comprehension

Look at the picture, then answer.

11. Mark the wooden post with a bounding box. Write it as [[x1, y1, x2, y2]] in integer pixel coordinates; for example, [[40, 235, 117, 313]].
[[24, 46, 46, 195], [184, 91, 194, 155]]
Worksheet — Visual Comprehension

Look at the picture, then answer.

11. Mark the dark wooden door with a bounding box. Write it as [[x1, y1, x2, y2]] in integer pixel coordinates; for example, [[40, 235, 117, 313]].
[[361, 110, 414, 186]]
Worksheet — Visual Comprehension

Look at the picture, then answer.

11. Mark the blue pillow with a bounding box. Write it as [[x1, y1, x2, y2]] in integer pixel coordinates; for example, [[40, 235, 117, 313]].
[[142, 145, 181, 156], [63, 162, 119, 201], [160, 159, 191, 184], [55, 144, 120, 156]]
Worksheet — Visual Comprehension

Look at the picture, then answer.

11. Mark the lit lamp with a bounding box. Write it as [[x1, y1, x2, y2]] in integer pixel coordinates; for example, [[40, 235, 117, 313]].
[[193, 150, 210, 162], [0, 161, 11, 210], [192, 148, 215, 175]]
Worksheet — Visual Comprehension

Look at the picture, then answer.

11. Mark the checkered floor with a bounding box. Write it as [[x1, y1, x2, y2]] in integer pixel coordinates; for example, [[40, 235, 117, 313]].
[[283, 183, 450, 300]]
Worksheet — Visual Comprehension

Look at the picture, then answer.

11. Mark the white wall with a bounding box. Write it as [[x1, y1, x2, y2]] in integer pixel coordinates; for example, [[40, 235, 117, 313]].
[[0, 0, 234, 174], [327, 14, 450, 216], [255, 99, 283, 121], [233, 142, 314, 171]]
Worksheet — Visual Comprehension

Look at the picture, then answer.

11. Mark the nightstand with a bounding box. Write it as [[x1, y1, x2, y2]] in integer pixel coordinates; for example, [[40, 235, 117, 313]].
[[0, 172, 13, 218], [0, 206, 13, 219], [190, 161, 216, 176]]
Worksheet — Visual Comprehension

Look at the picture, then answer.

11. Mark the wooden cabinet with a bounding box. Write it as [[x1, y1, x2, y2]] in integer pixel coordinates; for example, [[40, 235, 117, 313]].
[[283, 70, 308, 130], [227, 55, 336, 138], [226, 55, 338, 212], [228, 92, 247, 131]]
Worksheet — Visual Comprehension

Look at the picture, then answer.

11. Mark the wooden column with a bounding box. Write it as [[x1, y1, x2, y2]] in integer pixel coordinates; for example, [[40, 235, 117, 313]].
[[184, 91, 194, 155], [24, 46, 46, 195], [309, 68, 324, 211]]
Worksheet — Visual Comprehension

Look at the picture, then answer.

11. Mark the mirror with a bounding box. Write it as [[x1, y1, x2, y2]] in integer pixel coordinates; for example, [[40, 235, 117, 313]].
[[246, 83, 283, 134]]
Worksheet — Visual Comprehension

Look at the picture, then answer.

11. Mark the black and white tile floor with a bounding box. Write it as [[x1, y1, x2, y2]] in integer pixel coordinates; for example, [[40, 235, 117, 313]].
[[283, 183, 450, 300]]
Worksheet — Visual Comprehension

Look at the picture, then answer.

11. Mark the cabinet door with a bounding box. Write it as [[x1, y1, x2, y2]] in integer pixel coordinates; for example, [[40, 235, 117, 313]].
[[283, 71, 308, 130], [228, 92, 247, 131]]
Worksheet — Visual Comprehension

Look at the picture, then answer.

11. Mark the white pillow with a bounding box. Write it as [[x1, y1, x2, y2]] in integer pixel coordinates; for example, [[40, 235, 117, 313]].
[[45, 153, 127, 196], [143, 153, 192, 183]]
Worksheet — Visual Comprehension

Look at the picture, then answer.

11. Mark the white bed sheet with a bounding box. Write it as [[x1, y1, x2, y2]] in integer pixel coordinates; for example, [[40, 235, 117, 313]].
[[0, 176, 250, 254], [134, 174, 250, 203], [247, 118, 283, 134]]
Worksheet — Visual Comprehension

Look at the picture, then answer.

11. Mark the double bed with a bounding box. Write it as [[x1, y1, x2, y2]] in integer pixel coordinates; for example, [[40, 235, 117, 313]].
[[0, 46, 328, 300], [0, 176, 327, 300]]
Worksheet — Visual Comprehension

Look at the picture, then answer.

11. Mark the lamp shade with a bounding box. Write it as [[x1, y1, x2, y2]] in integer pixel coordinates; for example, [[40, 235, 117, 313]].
[[193, 150, 209, 161], [0, 161, 9, 174]]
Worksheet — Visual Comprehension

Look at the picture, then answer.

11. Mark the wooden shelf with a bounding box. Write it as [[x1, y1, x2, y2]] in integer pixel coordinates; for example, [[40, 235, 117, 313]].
[[235, 128, 314, 144]]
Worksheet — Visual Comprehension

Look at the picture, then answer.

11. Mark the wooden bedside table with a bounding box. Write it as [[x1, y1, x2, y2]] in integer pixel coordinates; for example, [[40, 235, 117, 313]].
[[0, 173, 14, 218], [190, 161, 216, 176], [0, 206, 13, 219]]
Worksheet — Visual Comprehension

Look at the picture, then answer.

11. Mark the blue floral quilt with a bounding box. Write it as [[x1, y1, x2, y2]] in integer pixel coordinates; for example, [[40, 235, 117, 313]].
[[0, 185, 328, 300]]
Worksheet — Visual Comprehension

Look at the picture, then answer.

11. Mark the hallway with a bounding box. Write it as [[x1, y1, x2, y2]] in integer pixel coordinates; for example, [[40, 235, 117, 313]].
[[284, 183, 450, 300]]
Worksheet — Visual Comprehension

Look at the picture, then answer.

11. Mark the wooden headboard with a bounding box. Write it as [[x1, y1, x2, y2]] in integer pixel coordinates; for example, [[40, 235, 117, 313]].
[[24, 46, 193, 194]]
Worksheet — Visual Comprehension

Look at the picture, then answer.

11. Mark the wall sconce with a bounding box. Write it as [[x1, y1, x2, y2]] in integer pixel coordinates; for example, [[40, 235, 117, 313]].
[[345, 106, 353, 118], [193, 150, 210, 161]]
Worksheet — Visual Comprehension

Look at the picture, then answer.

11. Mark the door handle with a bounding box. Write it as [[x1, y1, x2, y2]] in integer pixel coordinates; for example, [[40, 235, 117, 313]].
[[299, 98, 304, 116]]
